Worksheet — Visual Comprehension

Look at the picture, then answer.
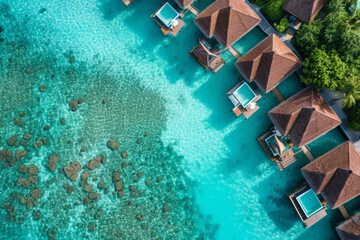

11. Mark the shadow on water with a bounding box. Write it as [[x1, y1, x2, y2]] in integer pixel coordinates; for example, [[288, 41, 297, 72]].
[[98, 0, 128, 20]]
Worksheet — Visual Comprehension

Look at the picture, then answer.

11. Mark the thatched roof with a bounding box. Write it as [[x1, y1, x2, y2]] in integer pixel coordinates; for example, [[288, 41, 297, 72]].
[[282, 0, 328, 23], [235, 34, 301, 93], [336, 212, 360, 240], [175, 0, 194, 9], [302, 141, 360, 209], [268, 87, 341, 147], [194, 0, 261, 48]]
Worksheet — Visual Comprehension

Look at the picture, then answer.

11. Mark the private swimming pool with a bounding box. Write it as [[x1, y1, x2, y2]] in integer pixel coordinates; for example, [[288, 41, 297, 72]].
[[232, 82, 257, 108]]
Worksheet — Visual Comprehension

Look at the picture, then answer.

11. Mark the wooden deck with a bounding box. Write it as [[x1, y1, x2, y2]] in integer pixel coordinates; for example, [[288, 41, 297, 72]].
[[187, 4, 199, 16], [257, 130, 297, 170], [228, 46, 241, 60], [122, 0, 134, 6], [160, 19, 185, 37], [227, 82, 262, 119], [151, 4, 185, 37], [233, 103, 260, 119], [301, 145, 315, 161], [189, 42, 226, 74], [339, 205, 350, 220], [272, 87, 285, 102], [288, 184, 327, 228]]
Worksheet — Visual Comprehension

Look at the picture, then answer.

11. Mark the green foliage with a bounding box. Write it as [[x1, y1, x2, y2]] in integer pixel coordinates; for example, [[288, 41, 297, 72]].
[[249, 0, 267, 6], [293, 22, 321, 57], [338, 74, 360, 107], [300, 48, 347, 90], [294, 0, 360, 109], [294, 0, 360, 62], [262, 0, 286, 23], [344, 101, 360, 131], [274, 18, 289, 32]]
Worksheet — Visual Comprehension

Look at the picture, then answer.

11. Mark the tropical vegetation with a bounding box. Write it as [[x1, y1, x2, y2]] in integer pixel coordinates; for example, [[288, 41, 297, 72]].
[[294, 0, 360, 130], [274, 18, 289, 32]]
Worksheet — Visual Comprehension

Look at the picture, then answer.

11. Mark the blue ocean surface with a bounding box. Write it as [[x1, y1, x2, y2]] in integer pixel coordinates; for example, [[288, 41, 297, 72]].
[[0, 0, 356, 239]]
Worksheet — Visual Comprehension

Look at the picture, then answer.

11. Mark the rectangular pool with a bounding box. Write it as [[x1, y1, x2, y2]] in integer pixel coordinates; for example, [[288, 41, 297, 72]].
[[296, 189, 323, 218], [155, 3, 179, 28], [232, 82, 257, 108], [265, 134, 289, 156]]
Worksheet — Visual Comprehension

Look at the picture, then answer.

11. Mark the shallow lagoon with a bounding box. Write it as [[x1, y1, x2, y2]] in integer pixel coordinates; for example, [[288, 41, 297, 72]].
[[0, 0, 355, 239]]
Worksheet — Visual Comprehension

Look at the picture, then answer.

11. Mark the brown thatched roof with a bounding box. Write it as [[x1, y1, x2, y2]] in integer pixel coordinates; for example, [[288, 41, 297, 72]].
[[235, 34, 301, 93], [302, 141, 360, 209], [268, 87, 341, 147], [175, 0, 194, 9], [336, 212, 360, 240], [194, 0, 261, 48], [282, 0, 328, 23]]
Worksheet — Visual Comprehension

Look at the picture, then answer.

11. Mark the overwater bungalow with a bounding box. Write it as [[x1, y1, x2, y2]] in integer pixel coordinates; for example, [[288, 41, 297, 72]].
[[257, 128, 300, 170], [189, 39, 226, 74], [336, 212, 360, 240], [282, 0, 328, 24], [227, 81, 261, 118], [268, 87, 341, 148], [288, 184, 327, 228], [194, 0, 261, 48], [301, 141, 360, 209], [151, 2, 185, 37], [235, 34, 302, 93]]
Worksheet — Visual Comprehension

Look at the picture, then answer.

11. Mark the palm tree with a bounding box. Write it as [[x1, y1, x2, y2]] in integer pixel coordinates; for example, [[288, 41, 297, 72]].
[[346, 10, 360, 31], [337, 74, 360, 108]]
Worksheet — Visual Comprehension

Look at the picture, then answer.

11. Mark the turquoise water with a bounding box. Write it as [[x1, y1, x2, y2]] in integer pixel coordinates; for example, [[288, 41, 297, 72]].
[[233, 27, 267, 56], [0, 0, 352, 239]]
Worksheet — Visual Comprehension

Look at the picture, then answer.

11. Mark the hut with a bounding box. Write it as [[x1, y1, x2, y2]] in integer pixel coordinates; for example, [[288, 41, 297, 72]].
[[189, 39, 226, 74], [235, 34, 302, 93], [194, 0, 261, 48], [282, 0, 328, 23], [302, 141, 360, 209], [336, 212, 360, 240], [151, 2, 185, 37], [268, 87, 341, 147]]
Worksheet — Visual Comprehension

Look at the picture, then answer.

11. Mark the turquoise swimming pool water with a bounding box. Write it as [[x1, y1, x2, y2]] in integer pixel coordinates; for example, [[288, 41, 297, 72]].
[[296, 189, 323, 218], [0, 0, 354, 239], [232, 82, 256, 108], [155, 3, 179, 27]]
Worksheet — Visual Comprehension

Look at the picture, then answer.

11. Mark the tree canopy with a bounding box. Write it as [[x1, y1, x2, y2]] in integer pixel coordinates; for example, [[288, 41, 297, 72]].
[[301, 48, 347, 90]]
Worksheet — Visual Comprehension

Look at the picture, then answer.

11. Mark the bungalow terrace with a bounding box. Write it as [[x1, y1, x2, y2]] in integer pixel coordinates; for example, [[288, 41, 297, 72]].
[[235, 34, 302, 93], [194, 0, 261, 48], [336, 212, 360, 240], [282, 0, 328, 23], [288, 141, 360, 229], [268, 87, 341, 148], [301, 141, 360, 209]]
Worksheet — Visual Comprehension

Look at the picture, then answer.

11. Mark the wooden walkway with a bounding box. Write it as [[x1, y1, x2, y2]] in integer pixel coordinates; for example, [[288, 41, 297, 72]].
[[187, 4, 199, 16], [228, 46, 241, 60], [339, 205, 350, 220], [272, 87, 285, 102], [301, 145, 315, 161]]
